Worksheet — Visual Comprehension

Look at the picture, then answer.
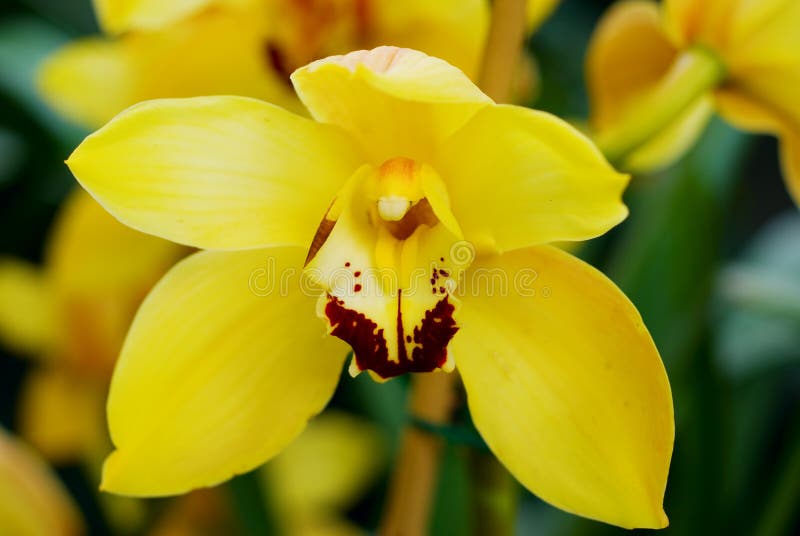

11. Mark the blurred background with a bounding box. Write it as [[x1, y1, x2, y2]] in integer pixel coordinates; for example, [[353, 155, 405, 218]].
[[1, 0, 799, 534]]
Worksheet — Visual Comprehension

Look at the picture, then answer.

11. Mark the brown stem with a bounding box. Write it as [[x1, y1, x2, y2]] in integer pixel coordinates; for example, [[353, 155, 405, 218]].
[[479, 0, 529, 103], [379, 372, 458, 535], [378, 2, 528, 534]]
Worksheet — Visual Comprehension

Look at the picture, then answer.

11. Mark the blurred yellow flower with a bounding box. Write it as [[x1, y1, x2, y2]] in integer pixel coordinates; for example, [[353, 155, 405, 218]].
[[0, 260, 52, 356], [68, 46, 673, 529], [39, 0, 490, 127], [0, 190, 183, 462], [0, 189, 184, 530], [91, 0, 559, 35], [0, 428, 83, 536], [39, 0, 563, 129], [587, 0, 800, 204], [264, 411, 384, 536]]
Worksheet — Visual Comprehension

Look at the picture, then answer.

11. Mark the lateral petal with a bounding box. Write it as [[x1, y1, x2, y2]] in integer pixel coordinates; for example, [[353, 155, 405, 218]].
[[67, 96, 362, 250], [436, 104, 628, 252], [102, 248, 348, 496], [454, 246, 673, 528]]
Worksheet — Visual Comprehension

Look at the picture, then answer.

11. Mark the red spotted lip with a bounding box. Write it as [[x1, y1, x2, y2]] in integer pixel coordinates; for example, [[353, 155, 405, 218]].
[[324, 291, 458, 379]]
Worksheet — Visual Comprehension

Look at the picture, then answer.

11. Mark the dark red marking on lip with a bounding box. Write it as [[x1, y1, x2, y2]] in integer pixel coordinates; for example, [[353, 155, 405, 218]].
[[411, 297, 458, 372], [354, 284, 362, 292], [325, 296, 386, 375], [324, 292, 458, 379], [439, 269, 450, 277], [440, 257, 445, 262], [354, 271, 361, 277], [345, 262, 351, 267], [439, 286, 445, 293]]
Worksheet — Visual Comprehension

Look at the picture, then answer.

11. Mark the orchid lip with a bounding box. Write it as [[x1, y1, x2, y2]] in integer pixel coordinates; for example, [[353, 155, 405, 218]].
[[303, 158, 465, 380]]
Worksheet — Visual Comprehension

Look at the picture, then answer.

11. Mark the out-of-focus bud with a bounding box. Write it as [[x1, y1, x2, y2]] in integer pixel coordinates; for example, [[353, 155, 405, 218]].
[[587, 0, 800, 204]]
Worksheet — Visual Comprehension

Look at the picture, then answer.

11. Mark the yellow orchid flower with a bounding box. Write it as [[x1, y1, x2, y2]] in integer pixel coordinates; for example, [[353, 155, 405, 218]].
[[39, 0, 490, 128], [67, 46, 673, 529], [587, 0, 800, 204], [0, 428, 84, 536]]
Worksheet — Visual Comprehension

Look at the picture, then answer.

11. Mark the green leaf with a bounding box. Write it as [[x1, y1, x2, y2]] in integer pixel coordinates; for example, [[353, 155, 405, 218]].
[[715, 212, 800, 378]]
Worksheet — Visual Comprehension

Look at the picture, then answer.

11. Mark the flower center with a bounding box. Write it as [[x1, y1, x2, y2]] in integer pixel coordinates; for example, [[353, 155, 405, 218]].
[[304, 158, 468, 380], [369, 158, 442, 239]]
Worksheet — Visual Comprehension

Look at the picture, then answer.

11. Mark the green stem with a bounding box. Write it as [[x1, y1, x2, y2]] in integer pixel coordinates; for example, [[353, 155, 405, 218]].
[[597, 47, 726, 164]]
